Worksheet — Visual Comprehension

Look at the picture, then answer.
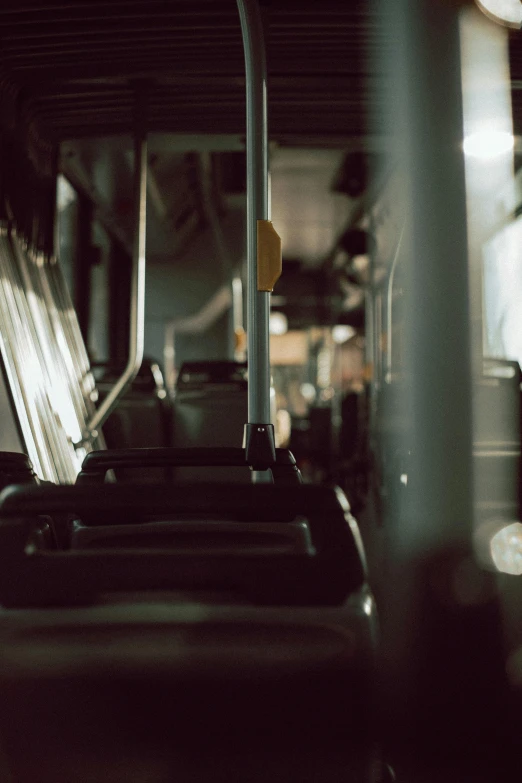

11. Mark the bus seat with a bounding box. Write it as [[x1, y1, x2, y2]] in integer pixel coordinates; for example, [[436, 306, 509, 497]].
[[95, 359, 174, 482], [0, 595, 377, 783], [0, 482, 365, 607], [0, 452, 39, 490], [76, 446, 302, 486], [0, 476, 379, 782], [172, 361, 248, 482]]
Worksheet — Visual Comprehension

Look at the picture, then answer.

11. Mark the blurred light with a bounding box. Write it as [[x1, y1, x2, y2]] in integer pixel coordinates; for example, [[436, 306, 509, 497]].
[[483, 362, 516, 378], [276, 409, 291, 447], [317, 347, 331, 388], [270, 330, 308, 366], [300, 382, 316, 403], [332, 324, 356, 344], [352, 255, 369, 273], [232, 276, 244, 330], [269, 311, 288, 336], [340, 283, 365, 311], [56, 174, 76, 211], [475, 0, 522, 29], [463, 130, 515, 159], [490, 521, 522, 574]]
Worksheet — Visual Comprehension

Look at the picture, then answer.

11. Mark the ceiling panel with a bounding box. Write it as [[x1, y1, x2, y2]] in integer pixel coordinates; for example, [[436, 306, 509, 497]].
[[0, 0, 381, 145], [2, 2, 522, 148]]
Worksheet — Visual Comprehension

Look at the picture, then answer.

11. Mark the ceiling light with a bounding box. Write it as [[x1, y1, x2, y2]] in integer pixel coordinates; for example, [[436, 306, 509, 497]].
[[475, 0, 522, 29]]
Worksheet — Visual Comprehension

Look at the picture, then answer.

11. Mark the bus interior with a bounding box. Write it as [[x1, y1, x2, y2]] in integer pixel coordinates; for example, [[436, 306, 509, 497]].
[[0, 0, 521, 780]]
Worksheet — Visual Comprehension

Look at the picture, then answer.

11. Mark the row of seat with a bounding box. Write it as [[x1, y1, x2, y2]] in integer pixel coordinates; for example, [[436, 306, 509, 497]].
[[0, 446, 382, 782], [0, 446, 364, 605]]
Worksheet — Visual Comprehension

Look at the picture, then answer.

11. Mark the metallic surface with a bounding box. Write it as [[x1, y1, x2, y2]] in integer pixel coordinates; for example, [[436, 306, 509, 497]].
[[80, 98, 148, 443], [163, 285, 233, 395], [237, 0, 271, 426], [385, 224, 404, 383], [378, 0, 474, 740]]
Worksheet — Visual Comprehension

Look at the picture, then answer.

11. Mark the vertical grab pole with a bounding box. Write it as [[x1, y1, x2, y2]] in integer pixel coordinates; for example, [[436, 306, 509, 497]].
[[77, 85, 148, 444], [385, 225, 404, 384], [237, 0, 281, 472]]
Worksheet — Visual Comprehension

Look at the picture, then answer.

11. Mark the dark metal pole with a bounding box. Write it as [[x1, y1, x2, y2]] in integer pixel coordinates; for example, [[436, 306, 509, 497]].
[[237, 0, 278, 474]]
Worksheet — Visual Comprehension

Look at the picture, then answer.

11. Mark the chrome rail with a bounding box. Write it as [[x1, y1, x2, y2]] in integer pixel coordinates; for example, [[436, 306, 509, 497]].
[[77, 90, 148, 445]]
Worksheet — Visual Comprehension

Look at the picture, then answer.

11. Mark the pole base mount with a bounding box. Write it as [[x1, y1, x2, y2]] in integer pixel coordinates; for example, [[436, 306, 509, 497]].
[[244, 423, 276, 471]]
